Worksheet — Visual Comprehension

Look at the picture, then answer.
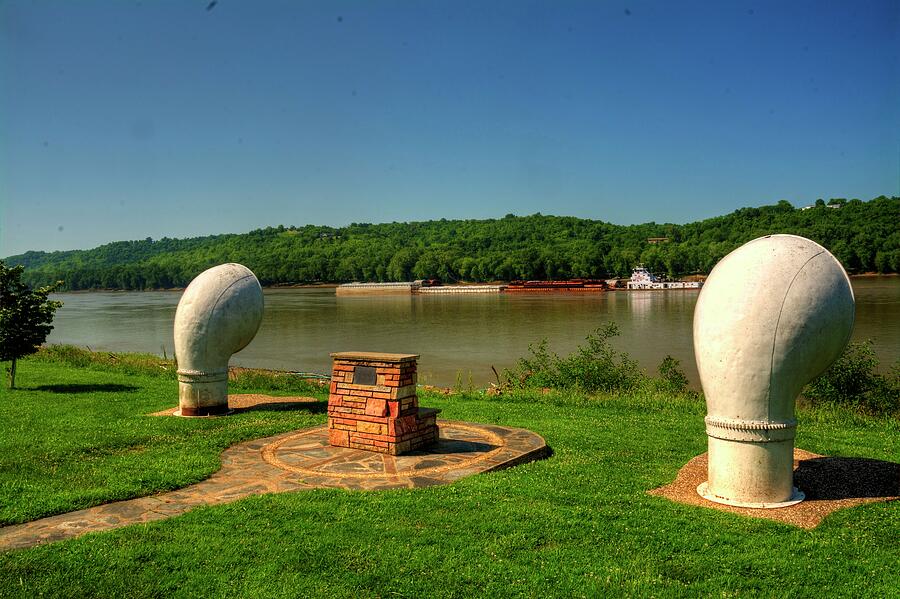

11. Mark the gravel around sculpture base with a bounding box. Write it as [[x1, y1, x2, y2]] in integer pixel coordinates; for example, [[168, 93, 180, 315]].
[[649, 450, 899, 528]]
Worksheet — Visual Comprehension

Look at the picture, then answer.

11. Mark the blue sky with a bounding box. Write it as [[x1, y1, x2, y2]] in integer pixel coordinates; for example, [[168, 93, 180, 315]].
[[1, 0, 897, 257]]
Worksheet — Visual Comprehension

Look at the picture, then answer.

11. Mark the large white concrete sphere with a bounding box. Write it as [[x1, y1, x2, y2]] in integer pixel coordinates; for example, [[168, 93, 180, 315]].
[[694, 234, 854, 507], [174, 263, 264, 416]]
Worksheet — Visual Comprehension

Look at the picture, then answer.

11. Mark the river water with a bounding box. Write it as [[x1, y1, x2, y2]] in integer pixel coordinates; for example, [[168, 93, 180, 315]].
[[47, 277, 899, 388]]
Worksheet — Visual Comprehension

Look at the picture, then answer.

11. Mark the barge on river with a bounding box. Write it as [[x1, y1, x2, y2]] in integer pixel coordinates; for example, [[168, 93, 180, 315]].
[[337, 280, 505, 295], [336, 279, 610, 295], [505, 279, 608, 292], [336, 270, 701, 295]]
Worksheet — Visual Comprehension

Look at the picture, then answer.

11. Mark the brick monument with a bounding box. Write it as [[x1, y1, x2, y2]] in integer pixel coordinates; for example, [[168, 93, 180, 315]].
[[327, 352, 440, 455]]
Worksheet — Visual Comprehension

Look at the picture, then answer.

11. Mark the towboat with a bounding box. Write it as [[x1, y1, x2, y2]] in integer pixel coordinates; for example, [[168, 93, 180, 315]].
[[626, 265, 702, 290]]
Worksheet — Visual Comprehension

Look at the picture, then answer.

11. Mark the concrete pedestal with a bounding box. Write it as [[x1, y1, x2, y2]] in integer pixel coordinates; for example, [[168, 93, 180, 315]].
[[176, 369, 231, 417]]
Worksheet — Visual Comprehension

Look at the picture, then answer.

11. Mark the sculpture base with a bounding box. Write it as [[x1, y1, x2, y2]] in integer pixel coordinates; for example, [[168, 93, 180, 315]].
[[174, 406, 234, 417], [697, 482, 805, 508], [177, 371, 230, 418], [706, 435, 798, 506]]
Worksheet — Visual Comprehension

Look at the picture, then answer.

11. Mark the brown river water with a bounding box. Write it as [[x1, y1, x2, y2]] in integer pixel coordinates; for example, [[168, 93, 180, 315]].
[[48, 277, 899, 388]]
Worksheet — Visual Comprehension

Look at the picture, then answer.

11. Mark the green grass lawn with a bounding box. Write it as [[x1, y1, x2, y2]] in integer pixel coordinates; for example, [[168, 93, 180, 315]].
[[1, 357, 898, 597]]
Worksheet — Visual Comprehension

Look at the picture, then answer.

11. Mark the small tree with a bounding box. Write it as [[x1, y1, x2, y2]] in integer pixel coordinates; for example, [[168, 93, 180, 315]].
[[0, 261, 63, 389]]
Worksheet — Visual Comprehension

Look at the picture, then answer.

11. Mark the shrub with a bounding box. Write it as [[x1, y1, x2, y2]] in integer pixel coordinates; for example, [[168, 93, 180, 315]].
[[0, 261, 63, 388], [655, 355, 690, 394], [803, 341, 899, 415], [505, 323, 643, 393]]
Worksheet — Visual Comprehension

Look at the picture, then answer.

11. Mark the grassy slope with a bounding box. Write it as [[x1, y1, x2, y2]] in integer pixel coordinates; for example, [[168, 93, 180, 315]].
[[0, 360, 898, 598]]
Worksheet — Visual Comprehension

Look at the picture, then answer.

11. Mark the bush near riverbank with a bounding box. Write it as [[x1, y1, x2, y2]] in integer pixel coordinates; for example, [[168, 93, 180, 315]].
[[1, 344, 899, 597], [501, 326, 900, 416]]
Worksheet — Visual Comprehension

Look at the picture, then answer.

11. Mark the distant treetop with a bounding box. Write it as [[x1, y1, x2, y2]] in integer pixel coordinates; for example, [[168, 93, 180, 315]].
[[5, 196, 898, 290]]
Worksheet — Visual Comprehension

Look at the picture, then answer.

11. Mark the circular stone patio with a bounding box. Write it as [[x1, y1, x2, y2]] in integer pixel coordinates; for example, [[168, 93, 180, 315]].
[[0, 419, 548, 551], [261, 422, 546, 490]]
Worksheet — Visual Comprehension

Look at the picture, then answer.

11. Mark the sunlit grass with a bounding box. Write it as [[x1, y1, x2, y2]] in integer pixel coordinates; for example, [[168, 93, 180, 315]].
[[0, 357, 897, 597], [0, 359, 327, 525]]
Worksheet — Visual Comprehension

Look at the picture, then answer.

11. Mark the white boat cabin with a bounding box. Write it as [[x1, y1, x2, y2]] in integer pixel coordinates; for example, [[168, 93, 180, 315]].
[[626, 265, 702, 290]]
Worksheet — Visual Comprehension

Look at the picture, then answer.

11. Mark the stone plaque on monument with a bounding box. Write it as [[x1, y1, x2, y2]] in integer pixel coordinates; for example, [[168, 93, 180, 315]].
[[352, 365, 377, 386]]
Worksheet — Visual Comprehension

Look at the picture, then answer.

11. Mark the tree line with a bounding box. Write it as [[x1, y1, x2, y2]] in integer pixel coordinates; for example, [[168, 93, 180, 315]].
[[6, 196, 899, 290]]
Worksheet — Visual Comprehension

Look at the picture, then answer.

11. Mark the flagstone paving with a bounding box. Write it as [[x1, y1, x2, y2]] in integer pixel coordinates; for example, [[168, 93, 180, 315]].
[[0, 421, 548, 552]]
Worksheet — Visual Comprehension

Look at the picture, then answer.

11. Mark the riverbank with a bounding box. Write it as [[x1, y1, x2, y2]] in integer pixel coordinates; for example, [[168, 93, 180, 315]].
[[53, 282, 341, 293], [45, 272, 900, 294], [0, 357, 897, 596], [46, 278, 900, 388]]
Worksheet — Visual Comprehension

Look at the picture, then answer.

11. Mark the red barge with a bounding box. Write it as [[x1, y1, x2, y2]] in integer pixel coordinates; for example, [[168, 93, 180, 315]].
[[505, 279, 609, 292]]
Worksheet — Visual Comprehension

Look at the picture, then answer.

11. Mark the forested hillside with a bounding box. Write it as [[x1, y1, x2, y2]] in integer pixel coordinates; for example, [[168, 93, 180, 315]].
[[6, 196, 899, 290]]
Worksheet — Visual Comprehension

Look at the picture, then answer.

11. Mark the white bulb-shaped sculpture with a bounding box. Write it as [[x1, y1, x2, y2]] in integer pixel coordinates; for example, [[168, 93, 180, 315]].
[[694, 235, 854, 507], [174, 263, 264, 416]]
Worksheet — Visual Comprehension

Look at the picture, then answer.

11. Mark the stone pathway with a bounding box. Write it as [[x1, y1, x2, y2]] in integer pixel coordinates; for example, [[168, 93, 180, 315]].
[[0, 421, 548, 551]]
